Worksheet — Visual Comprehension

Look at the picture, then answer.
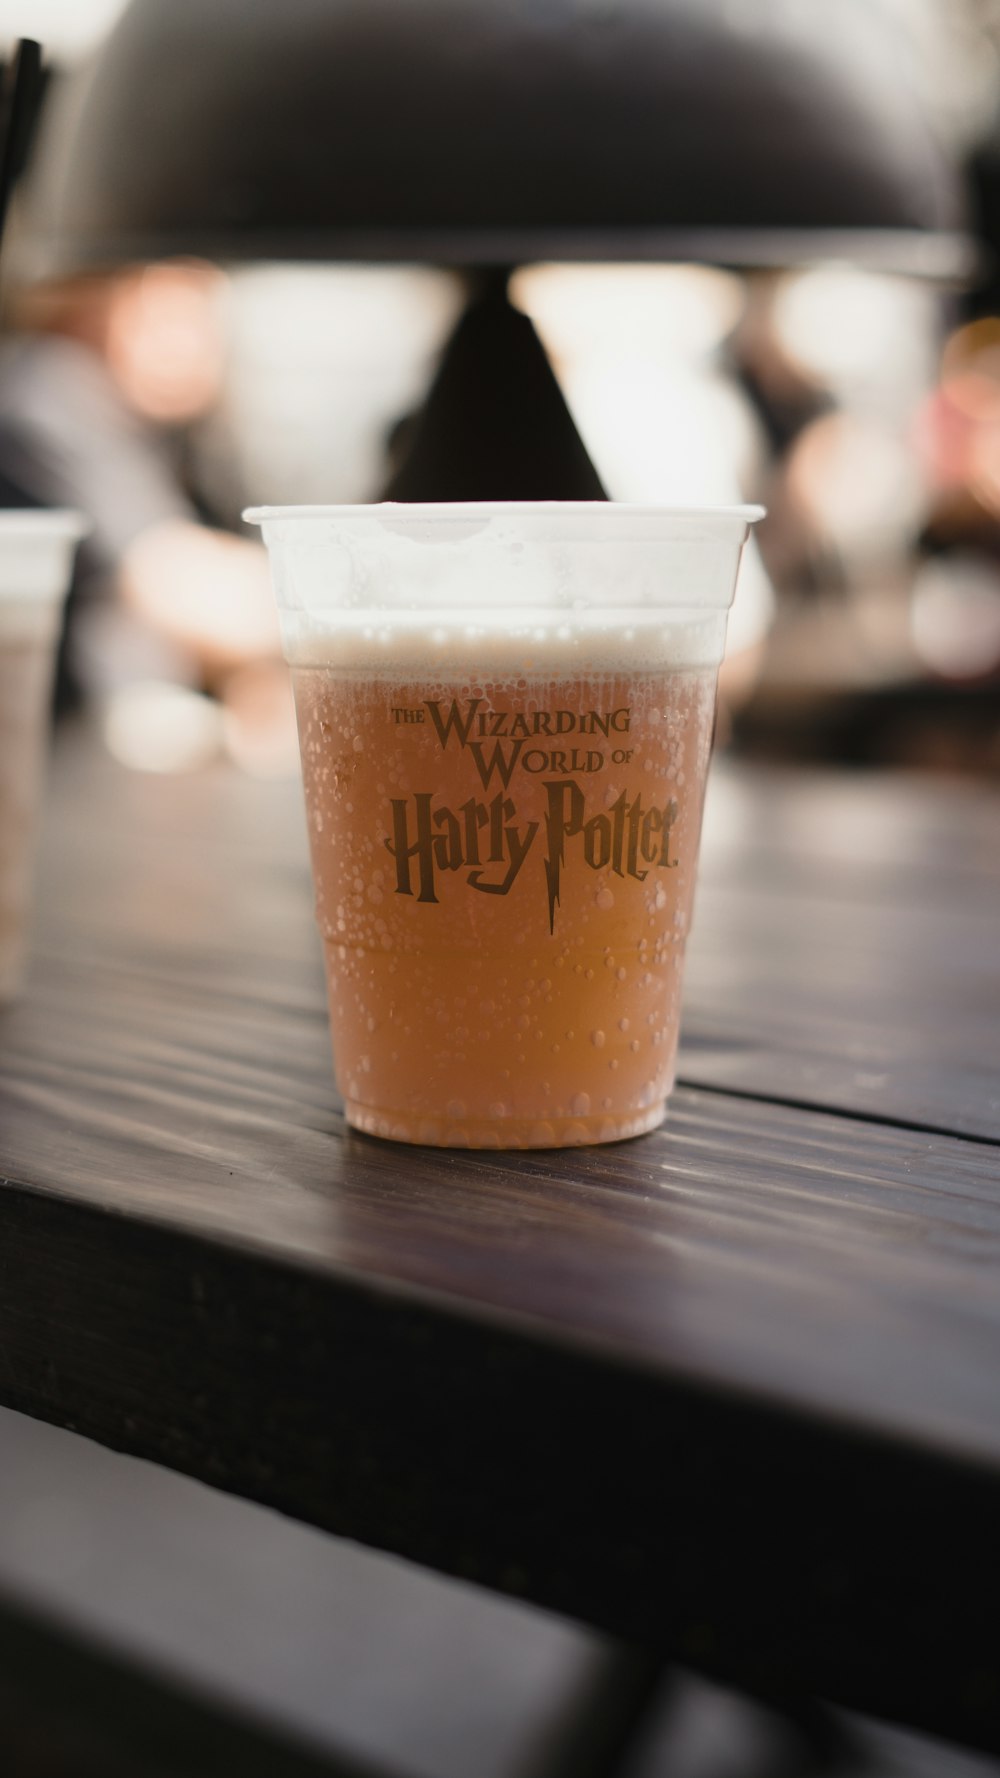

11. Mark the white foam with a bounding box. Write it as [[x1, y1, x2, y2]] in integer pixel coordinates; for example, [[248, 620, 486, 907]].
[[282, 609, 727, 676]]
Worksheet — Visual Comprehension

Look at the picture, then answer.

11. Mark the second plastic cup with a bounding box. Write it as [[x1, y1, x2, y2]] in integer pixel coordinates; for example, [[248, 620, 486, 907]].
[[247, 502, 761, 1148], [0, 511, 88, 1002]]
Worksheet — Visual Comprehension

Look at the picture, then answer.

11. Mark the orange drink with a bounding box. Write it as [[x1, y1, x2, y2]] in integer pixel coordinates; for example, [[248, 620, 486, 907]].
[[247, 503, 761, 1148]]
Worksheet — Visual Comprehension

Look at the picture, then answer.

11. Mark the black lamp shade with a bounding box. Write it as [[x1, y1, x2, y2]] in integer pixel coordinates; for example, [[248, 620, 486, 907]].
[[21, 0, 968, 278]]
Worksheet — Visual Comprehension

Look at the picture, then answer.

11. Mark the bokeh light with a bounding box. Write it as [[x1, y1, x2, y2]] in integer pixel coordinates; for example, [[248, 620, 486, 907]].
[[105, 262, 229, 423], [910, 555, 1000, 679], [771, 264, 938, 406], [224, 267, 464, 506], [785, 411, 927, 562]]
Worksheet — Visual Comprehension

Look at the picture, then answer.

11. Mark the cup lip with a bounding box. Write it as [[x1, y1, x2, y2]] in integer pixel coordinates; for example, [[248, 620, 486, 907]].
[[0, 509, 90, 539], [244, 500, 765, 526]]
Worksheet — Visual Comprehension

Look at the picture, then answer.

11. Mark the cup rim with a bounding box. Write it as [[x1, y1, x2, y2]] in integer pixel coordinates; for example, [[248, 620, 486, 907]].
[[0, 509, 90, 539], [244, 500, 765, 526]]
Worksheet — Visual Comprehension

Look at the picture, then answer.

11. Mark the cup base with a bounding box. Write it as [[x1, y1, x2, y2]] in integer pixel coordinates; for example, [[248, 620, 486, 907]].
[[343, 1099, 666, 1150]]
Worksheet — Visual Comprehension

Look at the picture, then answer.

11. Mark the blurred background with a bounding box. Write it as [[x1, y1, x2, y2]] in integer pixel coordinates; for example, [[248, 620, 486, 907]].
[[1, 3, 996, 778], [1, 0, 999, 779]]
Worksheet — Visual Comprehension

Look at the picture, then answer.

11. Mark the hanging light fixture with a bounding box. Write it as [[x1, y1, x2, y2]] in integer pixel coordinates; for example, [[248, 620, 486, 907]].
[[15, 0, 970, 500]]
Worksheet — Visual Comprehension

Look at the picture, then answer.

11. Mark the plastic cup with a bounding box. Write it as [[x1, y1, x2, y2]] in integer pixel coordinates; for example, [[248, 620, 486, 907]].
[[0, 512, 88, 1001], [246, 502, 762, 1149]]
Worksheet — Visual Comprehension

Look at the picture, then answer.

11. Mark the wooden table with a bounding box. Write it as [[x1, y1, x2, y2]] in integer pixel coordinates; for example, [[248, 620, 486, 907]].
[[2, 724, 999, 1754]]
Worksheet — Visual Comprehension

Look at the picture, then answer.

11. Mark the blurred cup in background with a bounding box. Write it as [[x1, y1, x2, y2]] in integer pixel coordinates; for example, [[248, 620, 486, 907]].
[[0, 511, 87, 1000]]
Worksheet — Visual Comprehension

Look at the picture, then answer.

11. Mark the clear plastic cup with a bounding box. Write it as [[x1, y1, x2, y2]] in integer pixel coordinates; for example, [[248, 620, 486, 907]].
[[0, 512, 88, 1001], [246, 502, 762, 1148]]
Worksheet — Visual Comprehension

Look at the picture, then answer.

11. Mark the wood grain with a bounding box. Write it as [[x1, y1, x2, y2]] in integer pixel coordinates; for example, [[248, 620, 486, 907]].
[[2, 1155, 1000, 1752], [1, 726, 999, 1749], [686, 766, 1000, 1139], [4, 950, 1000, 1460], [29, 732, 1000, 1138]]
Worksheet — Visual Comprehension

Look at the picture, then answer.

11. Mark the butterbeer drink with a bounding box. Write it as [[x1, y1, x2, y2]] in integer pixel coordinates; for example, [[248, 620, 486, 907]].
[[247, 503, 761, 1148]]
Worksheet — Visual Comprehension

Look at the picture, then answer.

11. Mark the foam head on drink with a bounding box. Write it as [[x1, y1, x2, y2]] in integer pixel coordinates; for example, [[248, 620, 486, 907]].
[[247, 504, 759, 1149]]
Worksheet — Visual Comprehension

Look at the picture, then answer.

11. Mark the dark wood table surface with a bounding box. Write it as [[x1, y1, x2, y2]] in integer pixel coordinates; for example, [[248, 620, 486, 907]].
[[2, 723, 999, 1752]]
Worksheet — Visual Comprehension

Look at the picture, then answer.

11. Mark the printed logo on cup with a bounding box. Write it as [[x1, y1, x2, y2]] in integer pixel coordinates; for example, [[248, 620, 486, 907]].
[[384, 696, 679, 931]]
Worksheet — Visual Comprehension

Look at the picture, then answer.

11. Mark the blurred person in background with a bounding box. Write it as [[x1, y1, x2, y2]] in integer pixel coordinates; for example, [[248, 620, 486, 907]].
[[0, 258, 293, 771], [719, 260, 1000, 774]]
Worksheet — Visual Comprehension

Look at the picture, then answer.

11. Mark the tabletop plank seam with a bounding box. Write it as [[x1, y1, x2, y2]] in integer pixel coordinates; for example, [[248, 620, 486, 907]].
[[675, 1075, 1000, 1150]]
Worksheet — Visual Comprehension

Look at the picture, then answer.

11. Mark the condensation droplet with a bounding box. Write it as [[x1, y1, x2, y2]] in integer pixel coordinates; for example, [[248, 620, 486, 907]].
[[591, 1030, 606, 1048], [570, 1092, 591, 1117]]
